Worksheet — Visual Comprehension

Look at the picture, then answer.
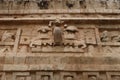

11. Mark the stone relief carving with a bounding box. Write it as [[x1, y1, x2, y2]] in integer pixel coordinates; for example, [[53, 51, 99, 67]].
[[99, 29, 120, 54], [0, 28, 21, 53], [88, 76, 97, 80], [83, 72, 100, 80], [65, 76, 73, 80], [64, 25, 86, 50], [111, 34, 120, 42], [100, 0, 108, 9], [37, 0, 50, 9], [1, 31, 15, 42], [29, 19, 90, 53], [79, 0, 86, 8], [100, 30, 120, 43], [66, 0, 75, 9], [0, 71, 120, 80], [42, 75, 50, 80], [112, 76, 120, 80], [13, 72, 31, 80], [36, 72, 53, 80], [49, 18, 64, 46], [0, 0, 120, 10], [61, 72, 76, 80], [107, 72, 120, 80], [100, 30, 110, 42], [0, 25, 117, 54], [30, 26, 52, 47], [64, 25, 78, 40]]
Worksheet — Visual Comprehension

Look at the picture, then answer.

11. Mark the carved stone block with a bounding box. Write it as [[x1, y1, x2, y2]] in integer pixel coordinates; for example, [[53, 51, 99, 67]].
[[84, 28, 97, 44], [36, 72, 53, 80], [83, 72, 100, 80], [0, 28, 21, 53], [107, 72, 120, 80], [13, 72, 31, 80], [60, 72, 76, 80]]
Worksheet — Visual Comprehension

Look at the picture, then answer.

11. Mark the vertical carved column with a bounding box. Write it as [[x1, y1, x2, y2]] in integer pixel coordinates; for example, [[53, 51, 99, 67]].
[[13, 28, 22, 53]]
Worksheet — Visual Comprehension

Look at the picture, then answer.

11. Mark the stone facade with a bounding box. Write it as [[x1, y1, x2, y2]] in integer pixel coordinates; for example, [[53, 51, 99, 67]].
[[0, 0, 120, 80]]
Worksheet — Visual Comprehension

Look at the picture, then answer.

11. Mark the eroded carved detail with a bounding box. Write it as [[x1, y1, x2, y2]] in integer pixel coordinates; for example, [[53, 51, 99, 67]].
[[101, 30, 110, 42], [112, 76, 120, 80], [1, 31, 15, 42], [100, 0, 108, 9], [36, 72, 53, 80], [88, 76, 97, 80], [64, 25, 86, 51], [100, 30, 120, 43], [13, 72, 31, 80], [66, 0, 75, 9], [79, 0, 86, 8], [0, 28, 21, 53], [30, 26, 52, 47], [42, 75, 50, 80], [37, 0, 50, 9], [29, 19, 91, 53], [0, 71, 120, 80], [0, 0, 120, 10]]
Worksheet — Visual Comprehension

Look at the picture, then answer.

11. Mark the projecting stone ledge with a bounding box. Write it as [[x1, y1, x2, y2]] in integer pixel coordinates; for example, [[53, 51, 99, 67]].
[[0, 53, 120, 64], [0, 53, 120, 71], [1, 64, 120, 71]]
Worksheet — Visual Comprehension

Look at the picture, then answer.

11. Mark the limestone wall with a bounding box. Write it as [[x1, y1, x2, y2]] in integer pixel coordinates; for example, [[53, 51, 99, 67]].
[[0, 0, 120, 80]]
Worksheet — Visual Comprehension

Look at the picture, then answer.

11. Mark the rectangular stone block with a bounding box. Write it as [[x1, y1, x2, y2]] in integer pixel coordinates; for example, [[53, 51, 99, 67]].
[[83, 72, 100, 80], [106, 72, 120, 80], [13, 72, 31, 80], [60, 72, 76, 80], [36, 72, 53, 80]]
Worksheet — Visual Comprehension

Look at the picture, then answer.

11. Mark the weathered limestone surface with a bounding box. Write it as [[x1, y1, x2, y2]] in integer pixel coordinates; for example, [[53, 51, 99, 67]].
[[0, 0, 120, 80]]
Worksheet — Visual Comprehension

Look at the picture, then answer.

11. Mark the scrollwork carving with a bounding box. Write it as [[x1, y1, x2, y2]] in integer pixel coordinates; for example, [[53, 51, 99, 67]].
[[100, 30, 110, 42], [1, 31, 15, 42]]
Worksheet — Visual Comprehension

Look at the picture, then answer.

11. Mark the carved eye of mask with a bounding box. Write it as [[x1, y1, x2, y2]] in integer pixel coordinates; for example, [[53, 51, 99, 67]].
[[65, 26, 78, 33], [37, 26, 51, 33]]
